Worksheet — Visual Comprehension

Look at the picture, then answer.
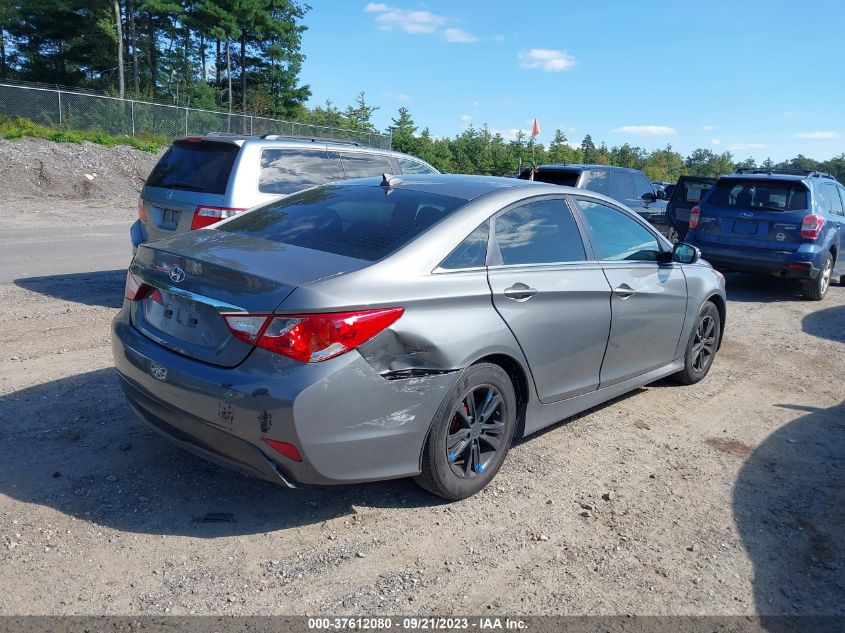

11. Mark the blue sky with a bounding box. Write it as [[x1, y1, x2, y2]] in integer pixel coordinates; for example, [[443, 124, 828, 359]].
[[300, 1, 844, 162]]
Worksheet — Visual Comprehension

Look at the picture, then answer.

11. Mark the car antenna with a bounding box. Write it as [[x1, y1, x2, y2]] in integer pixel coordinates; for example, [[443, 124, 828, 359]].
[[381, 173, 401, 189]]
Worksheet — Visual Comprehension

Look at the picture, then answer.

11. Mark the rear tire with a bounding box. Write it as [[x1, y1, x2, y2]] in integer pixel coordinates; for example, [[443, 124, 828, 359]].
[[672, 301, 721, 385], [415, 363, 516, 501], [800, 253, 832, 301]]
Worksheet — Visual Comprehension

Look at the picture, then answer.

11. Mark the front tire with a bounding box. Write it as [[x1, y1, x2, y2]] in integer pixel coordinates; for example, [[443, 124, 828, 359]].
[[800, 253, 832, 301], [415, 363, 516, 501], [672, 301, 721, 385]]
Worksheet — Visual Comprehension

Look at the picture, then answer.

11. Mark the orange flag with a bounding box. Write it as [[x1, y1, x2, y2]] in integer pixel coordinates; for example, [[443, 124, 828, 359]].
[[531, 118, 540, 138]]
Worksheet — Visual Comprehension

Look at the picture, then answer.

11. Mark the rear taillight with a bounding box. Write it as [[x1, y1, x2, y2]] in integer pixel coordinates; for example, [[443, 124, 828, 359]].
[[800, 214, 825, 240], [223, 308, 404, 363], [124, 270, 151, 301], [191, 206, 247, 230], [689, 206, 701, 229], [138, 198, 148, 222]]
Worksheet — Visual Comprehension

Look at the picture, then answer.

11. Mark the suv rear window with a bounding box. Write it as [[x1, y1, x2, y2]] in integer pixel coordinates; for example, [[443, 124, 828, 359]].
[[218, 184, 466, 261], [146, 140, 239, 195], [672, 178, 713, 204], [707, 178, 808, 211], [259, 148, 336, 195]]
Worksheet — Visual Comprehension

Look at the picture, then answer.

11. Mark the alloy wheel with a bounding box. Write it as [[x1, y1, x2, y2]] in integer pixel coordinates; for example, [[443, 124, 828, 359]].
[[446, 384, 507, 479], [692, 315, 717, 373], [820, 257, 832, 295]]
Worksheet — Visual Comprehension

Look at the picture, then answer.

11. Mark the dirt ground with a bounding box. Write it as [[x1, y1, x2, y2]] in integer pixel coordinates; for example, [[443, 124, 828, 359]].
[[0, 140, 843, 616]]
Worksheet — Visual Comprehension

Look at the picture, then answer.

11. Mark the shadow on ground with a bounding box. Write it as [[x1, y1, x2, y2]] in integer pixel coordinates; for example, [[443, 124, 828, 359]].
[[14, 270, 125, 308], [801, 304, 845, 343], [0, 368, 440, 538], [733, 400, 845, 619], [723, 273, 807, 303]]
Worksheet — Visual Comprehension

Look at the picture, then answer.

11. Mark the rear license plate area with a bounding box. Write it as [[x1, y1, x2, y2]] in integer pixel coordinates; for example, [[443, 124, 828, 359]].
[[160, 208, 180, 228], [145, 293, 200, 334], [732, 220, 758, 234]]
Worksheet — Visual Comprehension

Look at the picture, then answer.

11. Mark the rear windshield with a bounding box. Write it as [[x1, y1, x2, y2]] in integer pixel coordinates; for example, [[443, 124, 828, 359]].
[[519, 169, 579, 187], [707, 178, 808, 212], [217, 184, 467, 261], [146, 140, 239, 195], [259, 148, 336, 195]]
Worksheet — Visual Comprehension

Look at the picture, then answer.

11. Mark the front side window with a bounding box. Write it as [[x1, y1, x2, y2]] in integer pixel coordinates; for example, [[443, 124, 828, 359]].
[[493, 199, 586, 266], [399, 158, 437, 174], [576, 199, 661, 262], [440, 222, 489, 269], [610, 172, 637, 202], [338, 152, 394, 179], [258, 149, 335, 195], [632, 172, 656, 199]]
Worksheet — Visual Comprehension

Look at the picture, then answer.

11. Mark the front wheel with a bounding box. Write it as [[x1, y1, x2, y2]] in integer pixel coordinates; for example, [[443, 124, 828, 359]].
[[800, 253, 833, 301], [672, 301, 721, 385], [415, 363, 516, 501]]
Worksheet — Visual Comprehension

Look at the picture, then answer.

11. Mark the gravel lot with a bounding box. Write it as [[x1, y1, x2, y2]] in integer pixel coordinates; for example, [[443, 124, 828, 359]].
[[0, 140, 843, 616]]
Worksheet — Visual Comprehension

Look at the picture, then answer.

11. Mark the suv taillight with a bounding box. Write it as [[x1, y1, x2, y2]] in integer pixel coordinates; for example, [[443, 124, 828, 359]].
[[224, 308, 405, 363], [138, 198, 148, 222], [800, 214, 825, 240], [191, 205, 247, 230], [689, 206, 701, 229]]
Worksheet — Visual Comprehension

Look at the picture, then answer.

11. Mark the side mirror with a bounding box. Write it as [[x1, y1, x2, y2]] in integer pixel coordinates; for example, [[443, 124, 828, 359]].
[[672, 242, 701, 265], [664, 185, 675, 199], [656, 189, 668, 200], [642, 191, 657, 202]]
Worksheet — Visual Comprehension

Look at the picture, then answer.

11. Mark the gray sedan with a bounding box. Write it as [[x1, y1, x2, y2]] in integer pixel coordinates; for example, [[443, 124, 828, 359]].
[[112, 174, 726, 500]]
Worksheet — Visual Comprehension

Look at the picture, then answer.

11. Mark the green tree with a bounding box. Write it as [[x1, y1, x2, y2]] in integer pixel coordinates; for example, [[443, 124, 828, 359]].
[[389, 106, 417, 154]]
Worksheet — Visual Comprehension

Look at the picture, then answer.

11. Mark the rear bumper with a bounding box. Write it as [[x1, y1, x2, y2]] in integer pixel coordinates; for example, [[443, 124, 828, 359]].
[[111, 306, 458, 486], [691, 242, 822, 279]]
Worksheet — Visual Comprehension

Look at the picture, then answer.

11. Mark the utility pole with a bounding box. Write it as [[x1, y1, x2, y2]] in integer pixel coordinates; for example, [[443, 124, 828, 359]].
[[114, 0, 125, 99]]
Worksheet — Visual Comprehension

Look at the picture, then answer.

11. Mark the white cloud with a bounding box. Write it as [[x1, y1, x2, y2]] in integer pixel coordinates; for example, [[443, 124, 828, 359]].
[[613, 125, 677, 136], [490, 128, 531, 141], [702, 125, 717, 131], [472, 100, 480, 107], [364, 3, 444, 33], [711, 139, 722, 146], [794, 131, 840, 139], [729, 142, 767, 150], [518, 48, 576, 72], [443, 28, 478, 43], [383, 91, 410, 101], [460, 114, 473, 128], [364, 3, 478, 43]]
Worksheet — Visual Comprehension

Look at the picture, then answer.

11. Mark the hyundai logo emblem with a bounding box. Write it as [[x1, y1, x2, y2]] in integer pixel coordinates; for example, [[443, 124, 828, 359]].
[[169, 265, 186, 283]]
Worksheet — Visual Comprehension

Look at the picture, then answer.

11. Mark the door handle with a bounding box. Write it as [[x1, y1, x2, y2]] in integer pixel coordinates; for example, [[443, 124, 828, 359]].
[[613, 283, 636, 299], [504, 283, 539, 301]]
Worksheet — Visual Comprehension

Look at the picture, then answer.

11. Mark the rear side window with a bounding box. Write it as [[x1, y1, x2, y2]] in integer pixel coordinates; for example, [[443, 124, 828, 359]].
[[440, 222, 489, 269], [818, 183, 844, 215], [258, 148, 336, 195], [493, 199, 586, 265], [576, 199, 661, 262], [610, 172, 637, 202], [146, 140, 239, 194], [581, 170, 611, 195], [217, 184, 466, 261], [707, 179, 808, 211], [339, 152, 394, 179], [399, 158, 437, 174]]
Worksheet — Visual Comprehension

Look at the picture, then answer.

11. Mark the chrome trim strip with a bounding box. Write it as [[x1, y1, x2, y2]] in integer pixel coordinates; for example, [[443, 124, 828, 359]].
[[134, 270, 248, 314]]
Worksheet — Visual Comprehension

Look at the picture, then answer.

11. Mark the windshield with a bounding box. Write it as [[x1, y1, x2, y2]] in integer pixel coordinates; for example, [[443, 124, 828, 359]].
[[146, 140, 239, 195], [217, 184, 467, 261], [706, 178, 809, 212]]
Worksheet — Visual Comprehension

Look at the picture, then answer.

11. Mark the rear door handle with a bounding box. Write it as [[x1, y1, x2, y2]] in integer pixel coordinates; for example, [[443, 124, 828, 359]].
[[613, 283, 636, 299], [504, 283, 539, 301]]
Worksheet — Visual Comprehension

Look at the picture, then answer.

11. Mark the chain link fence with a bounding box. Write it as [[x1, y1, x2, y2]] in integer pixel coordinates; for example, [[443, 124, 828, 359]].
[[0, 81, 392, 150]]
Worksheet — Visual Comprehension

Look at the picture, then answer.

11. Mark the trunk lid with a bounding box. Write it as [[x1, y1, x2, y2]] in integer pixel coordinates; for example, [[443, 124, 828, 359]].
[[695, 177, 809, 251], [130, 230, 370, 367]]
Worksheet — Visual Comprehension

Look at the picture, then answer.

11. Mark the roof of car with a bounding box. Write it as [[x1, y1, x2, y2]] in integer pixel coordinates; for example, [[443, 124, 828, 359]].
[[533, 163, 642, 172], [192, 133, 406, 155], [339, 173, 555, 201]]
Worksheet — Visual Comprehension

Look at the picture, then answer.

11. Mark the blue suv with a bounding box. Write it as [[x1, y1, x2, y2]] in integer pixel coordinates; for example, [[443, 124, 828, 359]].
[[686, 169, 845, 300]]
